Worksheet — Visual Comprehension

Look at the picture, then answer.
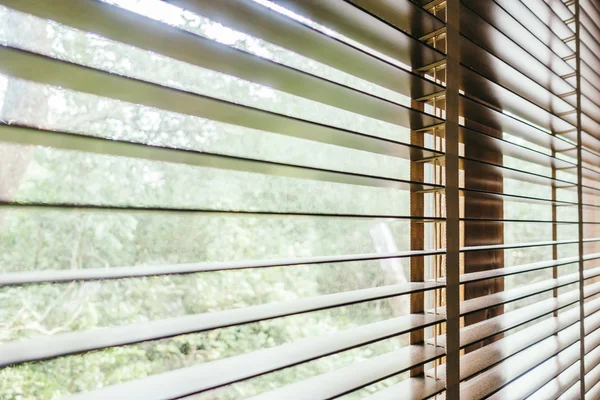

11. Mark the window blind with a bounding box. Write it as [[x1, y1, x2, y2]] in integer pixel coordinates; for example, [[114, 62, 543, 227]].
[[0, 0, 598, 399]]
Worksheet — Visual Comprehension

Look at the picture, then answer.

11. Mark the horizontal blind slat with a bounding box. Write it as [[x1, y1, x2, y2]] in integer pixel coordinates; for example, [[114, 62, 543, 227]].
[[0, 202, 445, 220], [434, 296, 600, 382], [0, 248, 444, 286], [488, 342, 581, 400], [153, 0, 446, 99], [459, 95, 573, 153], [521, 0, 573, 39], [438, 266, 600, 316], [362, 377, 445, 400], [462, 325, 580, 399], [460, 157, 582, 192], [588, 380, 600, 399], [0, 47, 443, 149], [346, 0, 445, 38], [64, 316, 444, 400], [458, 253, 597, 283], [462, 0, 575, 76], [528, 360, 581, 400], [0, 4, 444, 134], [261, 0, 446, 66], [0, 124, 440, 197], [460, 35, 576, 114], [460, 65, 576, 133], [460, 4, 576, 98], [247, 345, 444, 400], [586, 363, 600, 393], [433, 281, 600, 349], [497, 0, 575, 57], [0, 283, 443, 366], [470, 305, 600, 399], [458, 127, 586, 177]]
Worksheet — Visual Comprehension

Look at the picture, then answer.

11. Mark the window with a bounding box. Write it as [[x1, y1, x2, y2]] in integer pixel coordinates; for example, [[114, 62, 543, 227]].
[[0, 0, 599, 399]]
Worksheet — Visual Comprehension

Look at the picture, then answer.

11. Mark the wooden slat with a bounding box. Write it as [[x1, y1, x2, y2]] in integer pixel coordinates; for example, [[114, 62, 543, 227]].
[[495, 317, 600, 399], [0, 248, 444, 286], [457, 127, 600, 182], [558, 381, 582, 400], [498, 0, 574, 58], [490, 342, 581, 400], [459, 95, 573, 154], [437, 267, 600, 316], [347, 0, 445, 38], [66, 320, 443, 400], [460, 4, 576, 99], [463, 0, 575, 77], [521, 0, 573, 40], [264, 0, 445, 67], [467, 309, 600, 399], [432, 281, 600, 349], [163, 0, 444, 99], [461, 324, 580, 399], [460, 65, 575, 134], [0, 0, 444, 132], [0, 125, 441, 200], [528, 360, 581, 400], [0, 283, 443, 367], [248, 345, 444, 400], [363, 377, 445, 400]]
